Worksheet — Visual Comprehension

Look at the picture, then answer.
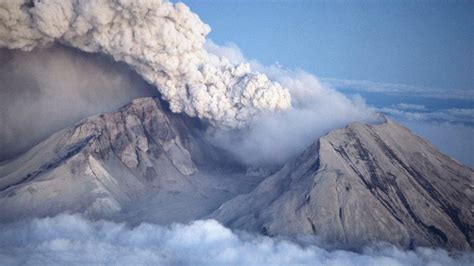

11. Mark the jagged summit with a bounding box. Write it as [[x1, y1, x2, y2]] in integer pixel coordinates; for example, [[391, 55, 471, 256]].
[[0, 98, 472, 250], [210, 119, 473, 250]]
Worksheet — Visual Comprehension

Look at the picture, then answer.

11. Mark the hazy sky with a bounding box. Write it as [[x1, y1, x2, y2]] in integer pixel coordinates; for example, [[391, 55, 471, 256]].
[[183, 0, 473, 91]]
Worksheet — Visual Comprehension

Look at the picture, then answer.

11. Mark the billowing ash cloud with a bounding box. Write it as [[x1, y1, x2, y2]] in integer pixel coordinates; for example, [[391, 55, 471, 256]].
[[0, 0, 290, 128], [0, 215, 471, 266], [0, 45, 156, 160]]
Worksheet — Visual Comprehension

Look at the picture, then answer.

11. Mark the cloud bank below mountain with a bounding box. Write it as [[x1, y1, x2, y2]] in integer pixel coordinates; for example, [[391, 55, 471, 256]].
[[0, 215, 471, 266]]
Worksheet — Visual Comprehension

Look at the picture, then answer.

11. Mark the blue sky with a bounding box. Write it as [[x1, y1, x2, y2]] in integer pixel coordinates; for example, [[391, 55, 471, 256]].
[[183, 0, 473, 91], [182, 0, 474, 167]]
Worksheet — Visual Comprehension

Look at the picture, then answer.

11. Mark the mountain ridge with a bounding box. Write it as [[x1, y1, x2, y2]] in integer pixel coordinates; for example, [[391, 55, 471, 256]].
[[0, 97, 255, 224], [0, 96, 472, 250]]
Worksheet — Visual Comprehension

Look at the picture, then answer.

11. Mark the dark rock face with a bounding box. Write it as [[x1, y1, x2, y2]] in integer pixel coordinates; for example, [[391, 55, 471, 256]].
[[210, 120, 473, 250]]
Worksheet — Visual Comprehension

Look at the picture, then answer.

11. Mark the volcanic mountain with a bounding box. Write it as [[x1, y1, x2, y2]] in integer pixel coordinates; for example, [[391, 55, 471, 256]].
[[211, 119, 473, 250], [0, 97, 256, 225], [0, 97, 472, 250]]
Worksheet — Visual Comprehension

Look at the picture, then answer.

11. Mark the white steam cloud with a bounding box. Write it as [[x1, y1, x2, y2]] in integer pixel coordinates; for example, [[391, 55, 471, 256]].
[[0, 0, 290, 128], [205, 41, 380, 165], [0, 215, 471, 266]]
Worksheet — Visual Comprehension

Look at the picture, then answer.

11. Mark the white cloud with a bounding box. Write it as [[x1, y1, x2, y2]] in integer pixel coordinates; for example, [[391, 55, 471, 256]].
[[394, 103, 427, 111], [321, 78, 474, 100], [0, 214, 471, 266], [205, 40, 247, 64], [379, 107, 474, 125], [205, 42, 379, 165]]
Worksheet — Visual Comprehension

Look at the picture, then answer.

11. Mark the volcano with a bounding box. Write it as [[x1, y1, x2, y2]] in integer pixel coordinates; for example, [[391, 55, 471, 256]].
[[0, 96, 472, 250]]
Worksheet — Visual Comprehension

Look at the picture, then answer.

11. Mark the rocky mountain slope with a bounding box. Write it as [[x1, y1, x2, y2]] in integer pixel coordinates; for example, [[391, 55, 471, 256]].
[[211, 119, 473, 250], [0, 97, 472, 250], [0, 97, 258, 224]]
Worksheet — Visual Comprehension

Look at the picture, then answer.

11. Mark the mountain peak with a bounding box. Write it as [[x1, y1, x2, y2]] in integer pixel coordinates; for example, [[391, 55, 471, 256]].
[[211, 120, 473, 250]]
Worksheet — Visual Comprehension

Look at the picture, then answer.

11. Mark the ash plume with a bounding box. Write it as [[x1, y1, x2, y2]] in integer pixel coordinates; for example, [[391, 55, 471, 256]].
[[0, 0, 291, 128], [0, 45, 155, 161]]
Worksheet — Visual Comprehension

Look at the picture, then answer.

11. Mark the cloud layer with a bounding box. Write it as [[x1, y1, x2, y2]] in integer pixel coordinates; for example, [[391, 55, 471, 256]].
[[380, 105, 474, 126], [0, 214, 471, 266], [0, 0, 290, 128], [321, 78, 474, 100]]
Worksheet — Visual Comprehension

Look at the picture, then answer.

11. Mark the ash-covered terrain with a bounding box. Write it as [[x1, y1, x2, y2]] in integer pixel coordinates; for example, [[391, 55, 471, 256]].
[[212, 119, 473, 250], [0, 97, 256, 225], [0, 96, 472, 251]]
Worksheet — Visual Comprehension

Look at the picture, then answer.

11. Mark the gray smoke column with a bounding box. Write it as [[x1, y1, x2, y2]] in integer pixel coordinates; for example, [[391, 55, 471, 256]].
[[0, 45, 156, 160], [0, 0, 291, 128]]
